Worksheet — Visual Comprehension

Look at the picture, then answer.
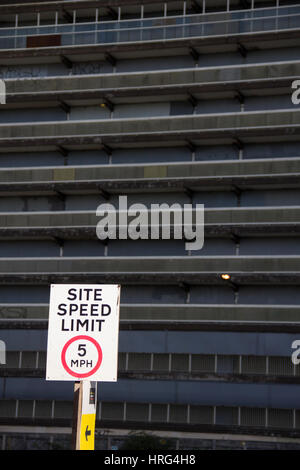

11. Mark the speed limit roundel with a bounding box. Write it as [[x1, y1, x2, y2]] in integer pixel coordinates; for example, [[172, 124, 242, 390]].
[[61, 335, 103, 379]]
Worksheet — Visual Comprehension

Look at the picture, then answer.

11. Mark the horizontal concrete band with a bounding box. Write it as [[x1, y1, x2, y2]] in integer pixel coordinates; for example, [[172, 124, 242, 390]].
[[1, 321, 300, 334], [0, 303, 299, 322], [5, 61, 300, 95], [3, 79, 293, 108], [0, 158, 299, 183], [0, 111, 299, 140], [0, 417, 299, 441], [0, 207, 298, 226], [0, 224, 300, 240], [2, 369, 300, 386], [0, 256, 298, 272], [0, 174, 297, 196], [0, 223, 299, 243], [1, 273, 299, 287], [0, 126, 299, 151]]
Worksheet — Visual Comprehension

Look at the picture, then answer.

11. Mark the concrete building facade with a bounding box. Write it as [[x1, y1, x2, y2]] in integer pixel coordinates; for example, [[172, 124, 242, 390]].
[[0, 0, 300, 450]]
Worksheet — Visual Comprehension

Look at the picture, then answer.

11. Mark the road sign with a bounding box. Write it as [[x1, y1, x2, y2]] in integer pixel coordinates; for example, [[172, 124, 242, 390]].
[[46, 284, 121, 382]]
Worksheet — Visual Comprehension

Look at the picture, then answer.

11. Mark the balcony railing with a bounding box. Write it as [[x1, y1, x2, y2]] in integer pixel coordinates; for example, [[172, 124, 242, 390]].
[[0, 5, 299, 50]]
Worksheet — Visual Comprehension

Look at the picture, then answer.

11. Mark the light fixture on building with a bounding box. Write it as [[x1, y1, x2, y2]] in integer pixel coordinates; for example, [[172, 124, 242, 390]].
[[221, 273, 231, 280], [100, 99, 114, 112]]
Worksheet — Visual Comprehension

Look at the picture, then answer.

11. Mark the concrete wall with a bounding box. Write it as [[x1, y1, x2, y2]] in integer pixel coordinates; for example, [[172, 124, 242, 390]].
[[0, 1, 300, 441]]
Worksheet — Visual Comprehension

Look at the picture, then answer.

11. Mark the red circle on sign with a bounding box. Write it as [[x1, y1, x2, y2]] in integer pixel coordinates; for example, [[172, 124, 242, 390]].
[[61, 335, 103, 378]]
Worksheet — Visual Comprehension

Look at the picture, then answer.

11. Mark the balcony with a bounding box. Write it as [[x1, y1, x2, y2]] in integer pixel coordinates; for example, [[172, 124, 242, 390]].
[[0, 5, 299, 50]]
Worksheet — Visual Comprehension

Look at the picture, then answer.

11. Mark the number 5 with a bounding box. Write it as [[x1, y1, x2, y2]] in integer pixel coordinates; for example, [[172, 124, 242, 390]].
[[78, 344, 87, 357]]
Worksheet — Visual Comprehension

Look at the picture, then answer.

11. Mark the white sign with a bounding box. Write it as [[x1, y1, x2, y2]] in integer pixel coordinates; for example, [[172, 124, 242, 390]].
[[46, 284, 121, 382]]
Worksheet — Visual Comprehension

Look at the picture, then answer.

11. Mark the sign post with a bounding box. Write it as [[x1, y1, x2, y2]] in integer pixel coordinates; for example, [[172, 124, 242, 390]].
[[71, 381, 83, 450], [46, 284, 121, 450], [80, 381, 97, 450]]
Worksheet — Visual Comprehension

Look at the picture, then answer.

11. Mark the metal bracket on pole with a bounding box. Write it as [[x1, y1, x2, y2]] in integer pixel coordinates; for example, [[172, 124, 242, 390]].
[[61, 55, 73, 69], [56, 145, 69, 157], [237, 43, 247, 57], [189, 47, 200, 61], [105, 53, 117, 67]]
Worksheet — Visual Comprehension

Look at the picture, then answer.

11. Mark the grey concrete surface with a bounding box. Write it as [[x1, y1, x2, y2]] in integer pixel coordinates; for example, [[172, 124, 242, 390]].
[[0, 157, 299, 183], [0, 110, 299, 139], [0, 255, 297, 272], [0, 303, 299, 322], [5, 61, 300, 95], [0, 206, 297, 226]]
